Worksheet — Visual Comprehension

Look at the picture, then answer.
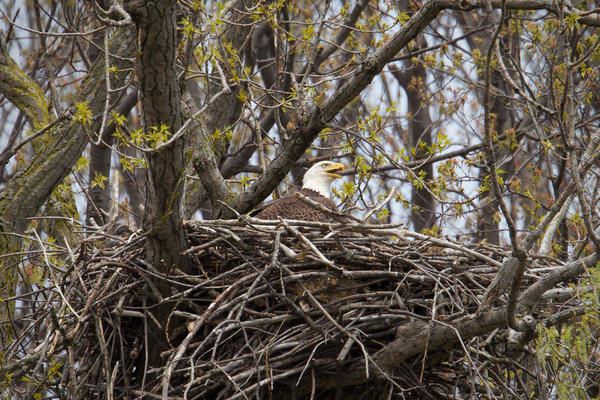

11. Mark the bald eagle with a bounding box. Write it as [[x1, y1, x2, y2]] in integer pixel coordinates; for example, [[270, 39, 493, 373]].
[[253, 161, 345, 221]]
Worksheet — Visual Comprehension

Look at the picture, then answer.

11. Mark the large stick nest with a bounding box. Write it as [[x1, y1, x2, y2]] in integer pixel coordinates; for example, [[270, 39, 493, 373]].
[[7, 219, 572, 399]]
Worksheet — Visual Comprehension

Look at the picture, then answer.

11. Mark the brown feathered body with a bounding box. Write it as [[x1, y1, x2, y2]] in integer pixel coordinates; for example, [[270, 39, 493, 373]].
[[254, 189, 337, 221]]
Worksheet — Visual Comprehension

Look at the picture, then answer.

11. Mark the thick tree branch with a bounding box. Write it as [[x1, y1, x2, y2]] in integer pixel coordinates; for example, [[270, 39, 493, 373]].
[[184, 98, 236, 212], [0, 30, 50, 130], [0, 26, 135, 236], [224, 0, 446, 217], [519, 253, 600, 307]]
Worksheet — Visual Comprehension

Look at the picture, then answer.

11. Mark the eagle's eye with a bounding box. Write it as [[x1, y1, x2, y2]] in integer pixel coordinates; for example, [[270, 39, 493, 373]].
[[321, 164, 328, 169]]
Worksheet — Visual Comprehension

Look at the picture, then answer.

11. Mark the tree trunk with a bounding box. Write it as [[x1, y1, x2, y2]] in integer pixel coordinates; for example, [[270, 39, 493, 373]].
[[130, 0, 188, 274]]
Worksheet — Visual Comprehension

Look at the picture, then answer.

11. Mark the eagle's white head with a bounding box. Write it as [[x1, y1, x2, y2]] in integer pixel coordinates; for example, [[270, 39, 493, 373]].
[[301, 161, 346, 198]]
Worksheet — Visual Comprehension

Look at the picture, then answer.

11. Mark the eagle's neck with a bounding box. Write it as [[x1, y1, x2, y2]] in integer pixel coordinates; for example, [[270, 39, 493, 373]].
[[301, 182, 330, 198]]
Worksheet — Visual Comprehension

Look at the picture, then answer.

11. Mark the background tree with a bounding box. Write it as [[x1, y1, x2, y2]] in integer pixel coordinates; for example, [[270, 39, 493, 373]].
[[2, 0, 600, 398]]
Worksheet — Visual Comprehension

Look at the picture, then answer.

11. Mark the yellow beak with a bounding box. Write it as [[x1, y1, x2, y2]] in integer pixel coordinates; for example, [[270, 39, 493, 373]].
[[325, 162, 345, 179]]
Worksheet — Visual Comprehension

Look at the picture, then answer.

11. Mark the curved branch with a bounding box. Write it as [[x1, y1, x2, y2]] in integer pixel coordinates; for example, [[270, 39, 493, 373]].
[[225, 0, 446, 217], [0, 30, 50, 130], [538, 193, 575, 256], [519, 253, 600, 307], [0, 26, 135, 238]]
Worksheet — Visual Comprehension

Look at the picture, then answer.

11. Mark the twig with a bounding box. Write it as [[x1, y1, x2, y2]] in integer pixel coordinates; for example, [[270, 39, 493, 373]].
[[279, 219, 342, 270], [0, 112, 70, 167], [361, 186, 396, 222]]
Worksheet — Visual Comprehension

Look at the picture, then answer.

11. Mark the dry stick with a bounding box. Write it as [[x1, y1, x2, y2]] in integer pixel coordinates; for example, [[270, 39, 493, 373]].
[[182, 354, 196, 399], [236, 229, 283, 320], [108, 361, 119, 400], [67, 346, 78, 396], [31, 228, 81, 319], [420, 280, 440, 382], [189, 339, 310, 392], [279, 220, 341, 270], [227, 366, 306, 400], [182, 237, 223, 254], [211, 361, 250, 400], [374, 228, 502, 268], [160, 263, 255, 301], [140, 297, 149, 393], [310, 368, 316, 400], [31, 313, 57, 383], [296, 338, 332, 387], [209, 312, 254, 381], [336, 337, 355, 363], [129, 390, 170, 400], [64, 269, 106, 344], [160, 278, 241, 399], [361, 186, 396, 222], [538, 193, 575, 256], [94, 314, 112, 400]]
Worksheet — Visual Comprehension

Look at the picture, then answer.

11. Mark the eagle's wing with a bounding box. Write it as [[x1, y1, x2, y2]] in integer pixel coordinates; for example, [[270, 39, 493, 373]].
[[253, 190, 337, 221]]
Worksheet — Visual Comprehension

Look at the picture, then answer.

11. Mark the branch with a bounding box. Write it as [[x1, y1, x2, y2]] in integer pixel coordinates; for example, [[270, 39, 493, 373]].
[[184, 98, 237, 216], [0, 29, 50, 130], [279, 220, 341, 270], [93, 0, 133, 27], [519, 253, 600, 307], [0, 112, 70, 169], [0, 26, 135, 237], [225, 0, 446, 217], [538, 193, 574, 256]]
